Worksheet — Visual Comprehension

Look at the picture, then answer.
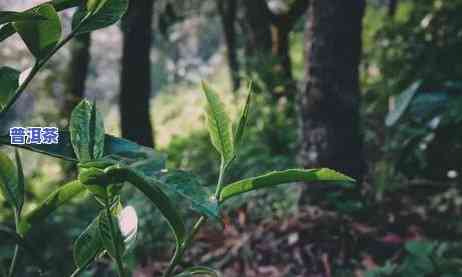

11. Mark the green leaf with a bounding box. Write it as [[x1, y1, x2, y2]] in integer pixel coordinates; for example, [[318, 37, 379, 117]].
[[85, 0, 109, 13], [0, 132, 166, 171], [175, 266, 221, 277], [0, 11, 46, 25], [77, 166, 115, 205], [0, 0, 80, 43], [405, 240, 436, 257], [73, 217, 103, 269], [13, 3, 62, 59], [109, 167, 186, 245], [219, 168, 355, 202], [0, 66, 20, 115], [70, 100, 105, 161], [72, 0, 129, 35], [98, 209, 125, 259], [159, 170, 220, 221], [201, 81, 234, 165], [0, 131, 76, 160], [19, 180, 86, 235], [0, 151, 21, 211], [385, 81, 422, 127], [234, 82, 252, 151], [365, 262, 396, 277]]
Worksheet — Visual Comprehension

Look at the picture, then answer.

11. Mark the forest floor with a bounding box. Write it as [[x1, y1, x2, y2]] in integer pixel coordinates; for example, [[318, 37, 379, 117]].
[[134, 184, 460, 277]]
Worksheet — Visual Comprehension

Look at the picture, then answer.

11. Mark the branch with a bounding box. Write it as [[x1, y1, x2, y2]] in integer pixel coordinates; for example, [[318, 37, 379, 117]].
[[388, 0, 398, 17], [287, 0, 310, 27], [270, 0, 310, 29]]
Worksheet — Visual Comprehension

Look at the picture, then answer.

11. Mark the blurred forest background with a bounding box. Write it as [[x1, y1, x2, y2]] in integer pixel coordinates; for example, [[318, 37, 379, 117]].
[[1, 0, 462, 276]]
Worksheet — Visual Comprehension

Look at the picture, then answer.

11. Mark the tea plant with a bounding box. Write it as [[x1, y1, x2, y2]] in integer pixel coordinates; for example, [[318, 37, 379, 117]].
[[0, 1, 354, 276], [365, 240, 462, 277]]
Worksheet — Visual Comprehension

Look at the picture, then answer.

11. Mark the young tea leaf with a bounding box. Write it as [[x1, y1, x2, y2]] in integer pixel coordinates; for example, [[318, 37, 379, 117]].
[[13, 3, 62, 60], [219, 168, 355, 202], [234, 82, 252, 151], [70, 100, 105, 161], [0, 151, 21, 211], [201, 81, 234, 165], [72, 0, 129, 35], [19, 180, 86, 235], [0, 66, 20, 115], [74, 216, 103, 269]]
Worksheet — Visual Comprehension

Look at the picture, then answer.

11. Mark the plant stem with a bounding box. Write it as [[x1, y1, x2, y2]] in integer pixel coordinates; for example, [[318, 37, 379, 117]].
[[163, 245, 182, 277], [69, 254, 94, 277], [7, 246, 19, 277], [214, 159, 226, 197], [1, 18, 86, 117], [8, 210, 20, 277], [69, 267, 84, 277], [163, 161, 227, 277], [104, 198, 126, 277]]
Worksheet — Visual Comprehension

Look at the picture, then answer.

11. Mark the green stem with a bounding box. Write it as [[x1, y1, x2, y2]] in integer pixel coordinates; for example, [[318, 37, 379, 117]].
[[104, 198, 126, 277], [69, 267, 84, 277], [69, 253, 94, 277], [162, 245, 182, 277], [163, 161, 226, 277], [214, 159, 226, 197], [1, 16, 87, 116], [8, 210, 20, 277]]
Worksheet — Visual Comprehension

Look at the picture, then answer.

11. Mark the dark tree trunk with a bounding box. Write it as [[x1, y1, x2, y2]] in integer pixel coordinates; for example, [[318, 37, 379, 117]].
[[270, 0, 310, 100], [272, 15, 295, 101], [241, 0, 307, 101], [63, 33, 91, 117], [242, 0, 272, 55], [217, 0, 240, 91], [298, 0, 366, 182], [388, 0, 398, 17], [241, 0, 273, 89], [120, 0, 155, 147]]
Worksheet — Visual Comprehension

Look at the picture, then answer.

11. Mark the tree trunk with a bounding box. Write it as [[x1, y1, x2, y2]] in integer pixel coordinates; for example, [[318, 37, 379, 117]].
[[241, 0, 307, 101], [271, 15, 295, 101], [241, 0, 273, 91], [388, 0, 398, 17], [63, 33, 91, 117], [242, 0, 272, 55], [120, 0, 155, 147], [217, 0, 240, 91], [298, 0, 366, 182]]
